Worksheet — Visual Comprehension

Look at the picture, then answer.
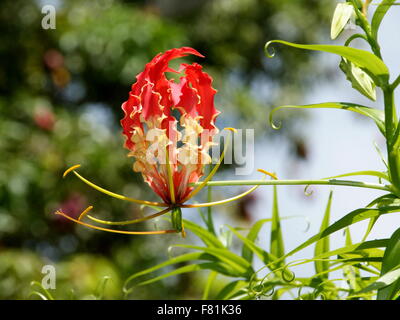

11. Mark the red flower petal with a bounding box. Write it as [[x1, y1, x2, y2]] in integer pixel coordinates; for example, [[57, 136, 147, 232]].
[[182, 63, 220, 133], [121, 47, 204, 150], [121, 94, 141, 150]]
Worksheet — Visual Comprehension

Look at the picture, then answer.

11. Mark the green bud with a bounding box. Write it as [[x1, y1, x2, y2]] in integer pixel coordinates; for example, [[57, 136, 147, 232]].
[[340, 58, 377, 101], [331, 3, 355, 40]]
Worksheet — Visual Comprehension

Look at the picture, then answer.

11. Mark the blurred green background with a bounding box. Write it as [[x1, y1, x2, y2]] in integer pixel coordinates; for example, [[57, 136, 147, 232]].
[[0, 0, 332, 299]]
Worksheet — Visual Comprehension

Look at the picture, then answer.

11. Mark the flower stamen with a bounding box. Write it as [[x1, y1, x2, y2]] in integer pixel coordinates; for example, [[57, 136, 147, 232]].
[[85, 207, 172, 226], [257, 169, 278, 180], [183, 168, 271, 208], [63, 164, 82, 178], [55, 209, 178, 235], [78, 205, 94, 221], [63, 164, 168, 207]]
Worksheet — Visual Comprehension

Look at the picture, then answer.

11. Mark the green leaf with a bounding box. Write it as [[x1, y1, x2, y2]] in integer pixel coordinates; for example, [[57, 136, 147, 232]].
[[366, 193, 398, 208], [241, 216, 297, 263], [377, 227, 400, 299], [124, 252, 211, 292], [345, 227, 353, 246], [313, 239, 388, 262], [309, 261, 374, 283], [361, 215, 379, 242], [265, 40, 389, 84], [183, 219, 225, 248], [331, 3, 355, 39], [228, 225, 276, 265], [358, 266, 400, 295], [215, 280, 249, 300], [124, 251, 244, 292], [381, 228, 400, 273], [339, 248, 385, 272], [371, 0, 397, 40], [270, 206, 400, 267], [343, 264, 362, 293], [228, 226, 297, 283], [202, 271, 217, 300], [137, 263, 234, 286], [94, 276, 110, 300], [175, 244, 254, 277], [242, 218, 273, 262], [340, 58, 377, 101], [30, 281, 54, 300], [314, 191, 333, 278], [270, 186, 285, 262], [29, 291, 50, 300], [270, 102, 385, 135]]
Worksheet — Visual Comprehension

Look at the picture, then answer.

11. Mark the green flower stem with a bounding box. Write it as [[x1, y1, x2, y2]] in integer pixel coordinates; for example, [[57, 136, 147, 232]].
[[384, 86, 400, 193], [350, 1, 382, 58], [193, 179, 392, 192], [384, 86, 396, 140]]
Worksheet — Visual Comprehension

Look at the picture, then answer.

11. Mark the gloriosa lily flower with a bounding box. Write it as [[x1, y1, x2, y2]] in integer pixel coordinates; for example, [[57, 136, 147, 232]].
[[121, 47, 220, 205], [55, 47, 269, 236]]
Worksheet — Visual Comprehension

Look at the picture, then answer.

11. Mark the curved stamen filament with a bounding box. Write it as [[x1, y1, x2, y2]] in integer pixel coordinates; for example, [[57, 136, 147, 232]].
[[85, 207, 172, 226], [63, 164, 82, 178], [55, 209, 178, 235], [63, 165, 168, 207], [78, 205, 94, 221], [181, 127, 237, 203], [257, 169, 278, 180], [182, 169, 272, 208], [181, 185, 259, 208]]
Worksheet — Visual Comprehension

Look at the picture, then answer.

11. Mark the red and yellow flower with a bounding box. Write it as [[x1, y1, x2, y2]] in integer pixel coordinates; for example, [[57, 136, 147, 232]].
[[56, 47, 267, 236], [121, 47, 220, 205]]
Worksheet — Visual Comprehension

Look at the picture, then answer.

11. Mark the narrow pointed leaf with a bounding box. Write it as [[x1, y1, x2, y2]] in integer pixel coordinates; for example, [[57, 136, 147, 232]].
[[202, 271, 217, 300], [313, 239, 388, 261], [362, 216, 379, 242], [227, 226, 295, 282], [124, 252, 213, 292], [242, 218, 273, 262], [345, 228, 353, 246], [265, 40, 389, 83], [228, 226, 276, 265], [339, 248, 385, 272], [371, 0, 397, 40], [358, 267, 400, 296], [367, 194, 398, 208], [377, 227, 400, 300], [175, 244, 253, 277], [183, 219, 225, 248], [314, 191, 333, 277], [271, 206, 400, 267], [270, 102, 385, 135], [270, 186, 285, 262], [215, 280, 249, 300], [137, 263, 239, 287]]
